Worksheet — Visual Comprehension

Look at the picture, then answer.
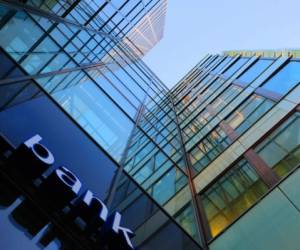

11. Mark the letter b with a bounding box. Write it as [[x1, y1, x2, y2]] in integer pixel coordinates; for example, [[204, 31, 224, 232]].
[[8, 134, 54, 179]]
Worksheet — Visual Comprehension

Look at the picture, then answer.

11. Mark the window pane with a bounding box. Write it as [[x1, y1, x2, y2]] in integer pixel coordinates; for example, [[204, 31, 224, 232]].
[[238, 59, 273, 83], [201, 159, 268, 238], [152, 168, 187, 205], [212, 57, 232, 74], [256, 112, 300, 178], [53, 81, 134, 162], [134, 159, 154, 184], [189, 127, 230, 173], [0, 8, 44, 61], [262, 61, 300, 95], [175, 203, 200, 242], [226, 94, 274, 135], [222, 58, 248, 78]]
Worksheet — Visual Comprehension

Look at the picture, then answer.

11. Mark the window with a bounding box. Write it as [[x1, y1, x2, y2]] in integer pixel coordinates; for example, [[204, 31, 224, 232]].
[[134, 159, 154, 184], [238, 59, 273, 83], [175, 203, 199, 242], [262, 61, 300, 95], [222, 58, 248, 78], [212, 57, 232, 74], [183, 109, 210, 140], [0, 8, 44, 61], [152, 168, 187, 205], [256, 112, 300, 178], [210, 85, 242, 113], [226, 94, 274, 135], [21, 36, 60, 74], [53, 81, 134, 162], [201, 159, 268, 238], [189, 126, 231, 173]]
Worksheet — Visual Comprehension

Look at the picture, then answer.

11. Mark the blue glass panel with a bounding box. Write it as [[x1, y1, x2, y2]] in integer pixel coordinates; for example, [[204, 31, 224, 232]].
[[262, 61, 300, 95], [152, 168, 187, 205], [212, 57, 232, 74], [53, 82, 134, 162], [223, 58, 248, 78], [238, 59, 273, 83], [0, 7, 44, 61]]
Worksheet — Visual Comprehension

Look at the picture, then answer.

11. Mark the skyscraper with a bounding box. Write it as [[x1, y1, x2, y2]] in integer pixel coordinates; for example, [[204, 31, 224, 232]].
[[171, 49, 300, 250], [1, 1, 300, 250]]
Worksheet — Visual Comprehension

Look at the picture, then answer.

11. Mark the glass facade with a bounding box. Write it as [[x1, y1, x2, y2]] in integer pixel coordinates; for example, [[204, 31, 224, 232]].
[[201, 158, 268, 238], [1, 2, 300, 249], [171, 50, 300, 248], [256, 112, 300, 178]]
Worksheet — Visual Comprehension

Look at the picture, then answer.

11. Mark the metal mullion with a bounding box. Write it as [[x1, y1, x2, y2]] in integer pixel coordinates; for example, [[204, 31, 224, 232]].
[[179, 78, 220, 119], [203, 194, 229, 223], [67, 2, 91, 24], [124, 2, 145, 26], [112, 26, 170, 93], [143, 100, 177, 127], [120, 43, 159, 94], [170, 95, 210, 248], [73, 67, 187, 175], [177, 76, 220, 118], [49, 70, 83, 94], [202, 102, 281, 189], [125, 131, 176, 173], [10, 0, 82, 67], [69, 1, 114, 54], [98, 7, 120, 32], [13, 14, 59, 65], [102, 103, 143, 207], [0, 61, 109, 86], [186, 118, 223, 154], [6, 3, 117, 81], [231, 97, 268, 131]]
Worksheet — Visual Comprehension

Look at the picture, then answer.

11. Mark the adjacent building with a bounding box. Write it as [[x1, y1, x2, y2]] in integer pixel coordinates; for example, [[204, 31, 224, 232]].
[[172, 49, 300, 250], [0, 1, 300, 250]]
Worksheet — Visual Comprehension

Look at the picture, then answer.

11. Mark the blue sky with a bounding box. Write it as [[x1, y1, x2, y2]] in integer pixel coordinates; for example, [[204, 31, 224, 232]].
[[143, 0, 300, 88]]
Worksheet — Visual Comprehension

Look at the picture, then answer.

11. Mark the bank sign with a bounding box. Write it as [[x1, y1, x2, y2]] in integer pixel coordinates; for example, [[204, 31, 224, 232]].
[[0, 134, 135, 250]]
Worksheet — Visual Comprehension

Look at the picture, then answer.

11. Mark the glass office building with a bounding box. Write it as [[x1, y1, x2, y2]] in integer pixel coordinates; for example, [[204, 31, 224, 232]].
[[1, 1, 300, 249], [171, 49, 300, 250]]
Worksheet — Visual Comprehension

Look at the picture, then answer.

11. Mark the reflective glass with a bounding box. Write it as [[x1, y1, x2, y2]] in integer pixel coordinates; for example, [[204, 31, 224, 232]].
[[210, 85, 242, 113], [256, 112, 300, 178], [262, 61, 300, 95], [175, 203, 200, 243], [222, 58, 248, 78], [134, 159, 154, 184], [0, 8, 44, 61], [226, 94, 274, 135], [209, 187, 300, 250], [152, 168, 187, 205], [212, 57, 232, 74], [201, 159, 268, 238], [189, 126, 230, 173], [53, 82, 134, 162], [238, 59, 273, 83]]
